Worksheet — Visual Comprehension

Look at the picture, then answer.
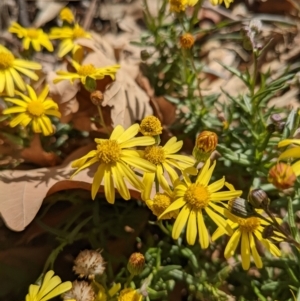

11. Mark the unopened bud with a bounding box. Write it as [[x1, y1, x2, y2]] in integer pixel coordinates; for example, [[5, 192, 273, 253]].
[[228, 197, 256, 218], [179, 33, 195, 49], [268, 162, 296, 190], [127, 252, 145, 276], [193, 131, 218, 163], [262, 225, 275, 239], [90, 90, 104, 106], [248, 189, 270, 210], [140, 50, 151, 61]]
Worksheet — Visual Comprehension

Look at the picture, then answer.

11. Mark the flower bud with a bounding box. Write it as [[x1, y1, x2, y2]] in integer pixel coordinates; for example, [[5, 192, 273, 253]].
[[127, 252, 145, 276], [262, 225, 275, 239], [140, 50, 151, 61], [193, 131, 218, 163], [90, 90, 104, 106], [248, 189, 270, 210], [179, 33, 195, 49], [268, 162, 296, 190], [140, 115, 162, 144], [228, 197, 256, 218]]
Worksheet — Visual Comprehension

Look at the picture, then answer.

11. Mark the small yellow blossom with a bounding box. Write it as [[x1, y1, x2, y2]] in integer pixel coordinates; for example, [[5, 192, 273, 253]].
[[25, 270, 72, 301], [71, 124, 156, 203], [212, 209, 283, 270], [49, 23, 91, 58], [118, 288, 142, 301], [9, 22, 53, 52], [0, 45, 41, 96], [140, 115, 162, 136], [54, 60, 120, 86], [146, 192, 178, 219], [59, 7, 75, 24], [3, 85, 61, 136], [209, 0, 234, 8], [127, 253, 145, 276], [179, 33, 195, 49], [159, 159, 242, 249]]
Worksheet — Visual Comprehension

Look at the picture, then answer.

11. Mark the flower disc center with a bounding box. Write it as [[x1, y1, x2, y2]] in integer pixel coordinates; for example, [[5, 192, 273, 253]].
[[144, 146, 165, 165], [184, 183, 210, 210], [27, 101, 45, 116], [73, 27, 86, 39], [0, 52, 14, 70], [96, 140, 121, 164], [78, 64, 97, 77], [237, 217, 261, 233], [27, 28, 39, 39]]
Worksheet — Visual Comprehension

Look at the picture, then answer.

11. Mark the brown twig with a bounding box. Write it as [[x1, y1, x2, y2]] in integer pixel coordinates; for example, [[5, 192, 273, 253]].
[[82, 0, 99, 30], [17, 0, 30, 27]]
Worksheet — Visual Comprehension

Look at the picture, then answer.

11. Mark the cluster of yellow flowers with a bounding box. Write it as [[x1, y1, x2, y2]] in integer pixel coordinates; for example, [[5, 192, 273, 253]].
[[1, 7, 119, 136], [72, 115, 283, 271], [169, 0, 234, 12]]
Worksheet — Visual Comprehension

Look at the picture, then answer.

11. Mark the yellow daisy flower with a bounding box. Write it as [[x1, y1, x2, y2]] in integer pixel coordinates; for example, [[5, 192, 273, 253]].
[[71, 123, 156, 203], [0, 45, 41, 96], [25, 270, 72, 301], [209, 0, 234, 8], [3, 84, 61, 136], [59, 7, 75, 24], [212, 210, 282, 270], [141, 137, 196, 200], [53, 60, 120, 85], [159, 159, 242, 249], [118, 288, 142, 301], [49, 23, 91, 58], [9, 22, 53, 52], [169, 0, 198, 12]]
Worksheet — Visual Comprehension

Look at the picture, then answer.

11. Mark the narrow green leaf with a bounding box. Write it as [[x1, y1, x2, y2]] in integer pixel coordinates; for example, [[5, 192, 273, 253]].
[[287, 197, 300, 242]]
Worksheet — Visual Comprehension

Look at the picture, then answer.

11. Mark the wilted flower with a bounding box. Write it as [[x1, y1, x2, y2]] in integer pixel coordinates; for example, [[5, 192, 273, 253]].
[[90, 90, 104, 106], [193, 131, 218, 162], [0, 45, 41, 96], [127, 253, 145, 276], [73, 250, 105, 279], [9, 22, 53, 52], [63, 281, 94, 301], [3, 85, 61, 136], [268, 162, 297, 190], [179, 33, 195, 49], [25, 270, 72, 301]]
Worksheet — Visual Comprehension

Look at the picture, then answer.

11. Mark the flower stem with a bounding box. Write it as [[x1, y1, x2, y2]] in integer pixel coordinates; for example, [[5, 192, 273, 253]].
[[97, 105, 110, 136]]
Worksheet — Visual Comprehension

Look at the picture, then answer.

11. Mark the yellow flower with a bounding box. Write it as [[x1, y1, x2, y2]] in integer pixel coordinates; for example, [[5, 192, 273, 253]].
[[146, 191, 179, 219], [142, 137, 196, 200], [159, 159, 242, 249], [49, 24, 91, 58], [54, 60, 120, 85], [9, 22, 53, 52], [139, 115, 162, 136], [59, 7, 75, 24], [268, 162, 297, 190], [71, 124, 156, 203], [0, 45, 41, 96], [212, 210, 282, 270], [118, 288, 142, 301], [169, 0, 198, 12], [94, 282, 121, 301], [3, 84, 61, 136], [179, 33, 195, 49], [25, 270, 72, 301], [209, 0, 234, 8]]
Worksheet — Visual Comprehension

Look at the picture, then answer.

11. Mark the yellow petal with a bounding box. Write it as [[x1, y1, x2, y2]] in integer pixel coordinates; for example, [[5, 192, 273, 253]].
[[104, 167, 115, 204], [211, 190, 242, 202], [116, 123, 139, 143], [142, 172, 155, 201], [186, 209, 197, 245], [159, 197, 186, 219], [279, 147, 300, 160], [4, 69, 14, 96], [196, 159, 213, 186], [241, 231, 250, 270], [172, 204, 190, 239], [117, 161, 143, 191], [292, 160, 300, 176], [249, 232, 262, 269], [119, 136, 155, 148], [208, 177, 225, 193], [9, 67, 26, 91], [91, 164, 105, 200], [278, 139, 300, 147], [197, 210, 209, 249], [120, 155, 156, 173], [0, 71, 5, 92], [110, 125, 125, 140], [111, 165, 130, 200], [224, 229, 241, 258]]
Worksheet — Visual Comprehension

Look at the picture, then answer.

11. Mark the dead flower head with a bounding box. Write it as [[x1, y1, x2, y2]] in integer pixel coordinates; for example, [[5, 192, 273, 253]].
[[63, 280, 95, 301], [73, 249, 105, 279]]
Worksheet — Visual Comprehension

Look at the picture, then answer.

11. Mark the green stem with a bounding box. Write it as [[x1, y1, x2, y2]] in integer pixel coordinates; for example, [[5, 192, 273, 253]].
[[97, 105, 110, 136]]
